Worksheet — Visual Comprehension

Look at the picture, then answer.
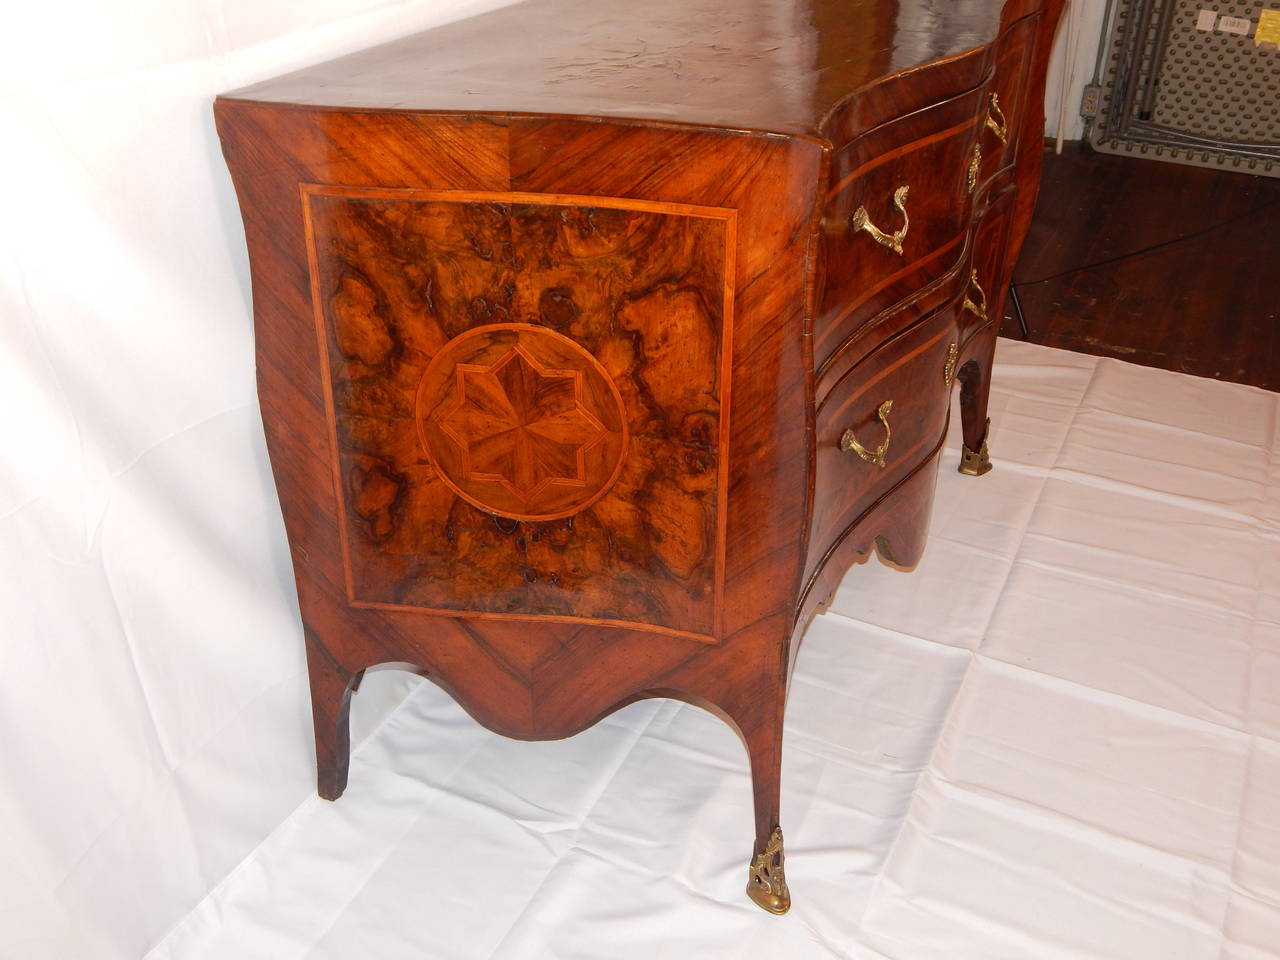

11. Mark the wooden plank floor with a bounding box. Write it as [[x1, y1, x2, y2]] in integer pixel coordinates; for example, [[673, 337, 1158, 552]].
[[1002, 142, 1280, 392]]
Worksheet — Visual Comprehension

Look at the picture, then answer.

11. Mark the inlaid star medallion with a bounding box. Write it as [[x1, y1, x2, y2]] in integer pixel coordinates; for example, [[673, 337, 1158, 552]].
[[437, 346, 606, 499], [416, 323, 628, 520]]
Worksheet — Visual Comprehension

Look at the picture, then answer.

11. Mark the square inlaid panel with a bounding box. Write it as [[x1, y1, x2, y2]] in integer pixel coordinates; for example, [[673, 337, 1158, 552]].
[[302, 186, 735, 642]]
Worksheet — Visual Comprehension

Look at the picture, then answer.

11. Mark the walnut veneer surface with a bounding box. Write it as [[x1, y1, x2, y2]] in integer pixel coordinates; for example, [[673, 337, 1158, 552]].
[[215, 0, 1064, 915]]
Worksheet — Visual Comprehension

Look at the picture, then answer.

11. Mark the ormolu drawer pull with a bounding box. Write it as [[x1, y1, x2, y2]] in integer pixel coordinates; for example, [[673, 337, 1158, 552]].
[[963, 269, 988, 321], [840, 399, 894, 469], [986, 92, 1009, 145], [850, 185, 909, 255]]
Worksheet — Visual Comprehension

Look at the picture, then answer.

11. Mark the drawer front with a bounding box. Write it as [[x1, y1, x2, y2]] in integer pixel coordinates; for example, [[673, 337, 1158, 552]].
[[815, 85, 987, 374], [814, 249, 972, 403], [960, 186, 1015, 344], [807, 307, 959, 578], [978, 14, 1038, 191]]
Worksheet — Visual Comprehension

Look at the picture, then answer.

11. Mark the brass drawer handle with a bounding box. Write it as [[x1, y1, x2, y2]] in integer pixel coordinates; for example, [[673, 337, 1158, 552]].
[[850, 185, 909, 255], [840, 399, 894, 469], [963, 269, 988, 321], [986, 92, 1009, 145]]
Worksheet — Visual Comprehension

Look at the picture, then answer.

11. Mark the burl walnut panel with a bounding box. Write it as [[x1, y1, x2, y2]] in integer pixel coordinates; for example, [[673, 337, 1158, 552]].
[[215, 0, 1064, 917], [306, 187, 732, 639]]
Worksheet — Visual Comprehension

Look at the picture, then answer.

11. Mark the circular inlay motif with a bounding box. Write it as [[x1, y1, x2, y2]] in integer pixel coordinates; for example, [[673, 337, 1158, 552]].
[[415, 323, 629, 521]]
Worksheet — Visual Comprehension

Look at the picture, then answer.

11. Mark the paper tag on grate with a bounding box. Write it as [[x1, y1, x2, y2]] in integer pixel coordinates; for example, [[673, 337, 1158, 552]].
[[1218, 15, 1252, 35]]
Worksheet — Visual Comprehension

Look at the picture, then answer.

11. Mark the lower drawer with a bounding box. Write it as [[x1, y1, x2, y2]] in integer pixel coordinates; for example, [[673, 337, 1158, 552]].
[[806, 306, 959, 580]]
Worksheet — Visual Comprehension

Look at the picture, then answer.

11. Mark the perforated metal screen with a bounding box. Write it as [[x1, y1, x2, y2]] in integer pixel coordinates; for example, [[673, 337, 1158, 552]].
[[1089, 0, 1280, 176]]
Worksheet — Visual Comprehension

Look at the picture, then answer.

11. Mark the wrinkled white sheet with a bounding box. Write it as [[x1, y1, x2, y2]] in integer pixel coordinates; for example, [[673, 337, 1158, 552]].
[[145, 340, 1280, 960], [3, 1, 1275, 956], [0, 4, 516, 959]]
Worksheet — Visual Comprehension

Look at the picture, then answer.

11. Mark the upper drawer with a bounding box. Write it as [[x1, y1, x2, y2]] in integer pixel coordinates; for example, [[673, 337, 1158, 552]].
[[814, 84, 988, 374], [806, 305, 959, 580], [976, 14, 1039, 193]]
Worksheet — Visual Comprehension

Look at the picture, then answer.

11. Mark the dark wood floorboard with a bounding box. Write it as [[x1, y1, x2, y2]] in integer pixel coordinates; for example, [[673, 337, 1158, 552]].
[[1002, 142, 1280, 392]]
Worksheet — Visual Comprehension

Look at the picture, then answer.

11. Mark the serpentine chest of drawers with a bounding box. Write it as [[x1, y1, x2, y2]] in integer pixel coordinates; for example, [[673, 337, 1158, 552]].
[[216, 0, 1063, 914]]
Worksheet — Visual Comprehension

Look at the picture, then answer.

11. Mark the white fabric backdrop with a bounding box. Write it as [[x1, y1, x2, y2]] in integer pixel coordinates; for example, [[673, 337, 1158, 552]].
[[0, 3, 515, 958], [144, 340, 1280, 959], [0, 2, 1203, 958]]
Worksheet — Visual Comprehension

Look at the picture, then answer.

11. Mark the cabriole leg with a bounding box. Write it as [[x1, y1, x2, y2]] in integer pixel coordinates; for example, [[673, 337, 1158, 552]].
[[957, 325, 996, 476], [731, 683, 791, 915]]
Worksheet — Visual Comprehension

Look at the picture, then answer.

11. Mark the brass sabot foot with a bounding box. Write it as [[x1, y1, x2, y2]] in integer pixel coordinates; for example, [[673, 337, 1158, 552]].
[[958, 440, 992, 476], [958, 417, 993, 476], [746, 826, 791, 915]]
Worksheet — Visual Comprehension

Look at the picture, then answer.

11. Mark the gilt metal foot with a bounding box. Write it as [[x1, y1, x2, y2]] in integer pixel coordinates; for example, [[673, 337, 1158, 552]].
[[959, 440, 992, 476], [746, 826, 791, 915], [959, 417, 993, 476]]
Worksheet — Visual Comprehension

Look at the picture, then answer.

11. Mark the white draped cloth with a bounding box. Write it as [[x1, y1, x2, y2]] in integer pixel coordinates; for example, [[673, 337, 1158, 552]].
[[1, 0, 1276, 955], [151, 340, 1280, 960]]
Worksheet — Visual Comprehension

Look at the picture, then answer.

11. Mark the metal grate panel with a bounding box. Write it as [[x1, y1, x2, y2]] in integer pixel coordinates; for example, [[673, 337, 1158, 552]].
[[1088, 0, 1280, 176]]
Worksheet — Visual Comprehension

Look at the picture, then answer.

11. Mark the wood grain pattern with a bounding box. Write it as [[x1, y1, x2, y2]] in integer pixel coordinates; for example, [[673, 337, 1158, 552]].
[[220, 0, 1018, 138], [806, 307, 959, 588], [302, 185, 734, 638], [815, 85, 987, 372], [417, 324, 628, 520], [215, 0, 1065, 914]]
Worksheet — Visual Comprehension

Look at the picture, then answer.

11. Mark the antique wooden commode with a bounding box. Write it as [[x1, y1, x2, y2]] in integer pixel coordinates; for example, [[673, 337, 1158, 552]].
[[216, 0, 1063, 914]]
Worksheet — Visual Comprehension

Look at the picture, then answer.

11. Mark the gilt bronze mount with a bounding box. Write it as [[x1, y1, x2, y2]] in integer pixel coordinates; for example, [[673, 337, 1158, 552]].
[[746, 826, 791, 915]]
